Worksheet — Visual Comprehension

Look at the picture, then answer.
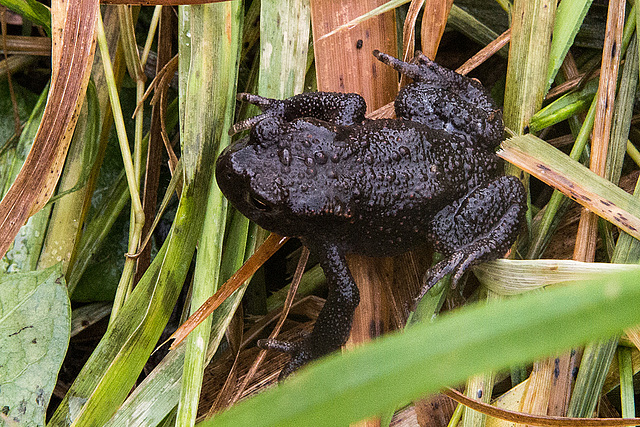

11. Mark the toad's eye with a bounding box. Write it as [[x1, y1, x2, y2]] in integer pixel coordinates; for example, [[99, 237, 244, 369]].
[[248, 193, 271, 211]]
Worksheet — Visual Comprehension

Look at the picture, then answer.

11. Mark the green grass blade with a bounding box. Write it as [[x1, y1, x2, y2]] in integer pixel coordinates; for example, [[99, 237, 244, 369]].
[[503, 0, 556, 135], [49, 32, 218, 424], [37, 81, 100, 271], [105, 345, 186, 427], [567, 337, 619, 417], [617, 347, 635, 419], [176, 1, 242, 425], [545, 0, 593, 91], [197, 269, 640, 427], [447, 5, 503, 55], [529, 79, 598, 133], [106, 212, 254, 426], [48, 179, 211, 425], [259, 0, 310, 98]]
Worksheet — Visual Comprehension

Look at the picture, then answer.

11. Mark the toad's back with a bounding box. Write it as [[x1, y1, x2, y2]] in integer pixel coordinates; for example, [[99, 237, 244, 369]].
[[279, 118, 501, 256]]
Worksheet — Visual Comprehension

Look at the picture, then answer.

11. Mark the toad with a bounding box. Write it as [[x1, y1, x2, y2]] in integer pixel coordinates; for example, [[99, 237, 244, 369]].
[[216, 51, 526, 379]]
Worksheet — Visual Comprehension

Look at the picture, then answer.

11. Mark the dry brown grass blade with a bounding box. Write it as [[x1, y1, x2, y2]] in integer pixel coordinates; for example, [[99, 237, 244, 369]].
[[398, 0, 423, 89], [573, 0, 625, 262], [205, 253, 308, 416], [223, 247, 311, 410], [518, 358, 554, 425], [135, 7, 175, 283], [0, 35, 51, 55], [101, 0, 230, 4], [547, 351, 582, 416], [136, 54, 179, 171], [421, 0, 453, 59], [624, 326, 640, 350], [499, 137, 640, 241], [545, 69, 600, 100], [444, 388, 640, 426], [196, 299, 322, 419], [134, 53, 179, 176], [310, 4, 399, 426], [0, 0, 98, 259], [456, 28, 511, 76], [537, 49, 583, 421], [311, 0, 398, 111], [169, 234, 289, 349], [156, 55, 180, 171]]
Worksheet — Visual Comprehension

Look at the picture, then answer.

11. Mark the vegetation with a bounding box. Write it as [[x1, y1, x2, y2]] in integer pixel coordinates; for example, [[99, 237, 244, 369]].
[[1, 0, 640, 426]]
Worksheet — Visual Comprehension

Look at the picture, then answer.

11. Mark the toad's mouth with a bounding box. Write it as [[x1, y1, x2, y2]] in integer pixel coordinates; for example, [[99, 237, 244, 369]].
[[215, 143, 253, 212]]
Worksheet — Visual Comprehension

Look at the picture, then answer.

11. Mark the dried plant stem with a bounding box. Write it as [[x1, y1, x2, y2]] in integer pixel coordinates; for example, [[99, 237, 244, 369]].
[[573, 0, 624, 262]]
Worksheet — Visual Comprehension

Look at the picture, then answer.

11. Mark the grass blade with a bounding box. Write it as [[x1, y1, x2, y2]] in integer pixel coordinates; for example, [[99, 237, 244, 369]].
[[546, 0, 593, 91], [175, 1, 242, 425], [500, 134, 640, 240], [198, 269, 640, 427], [0, 0, 98, 259]]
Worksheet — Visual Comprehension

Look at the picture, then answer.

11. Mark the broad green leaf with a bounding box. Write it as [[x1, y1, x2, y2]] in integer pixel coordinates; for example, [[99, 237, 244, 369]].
[[199, 269, 640, 427], [0, 265, 70, 426], [0, 80, 40, 149]]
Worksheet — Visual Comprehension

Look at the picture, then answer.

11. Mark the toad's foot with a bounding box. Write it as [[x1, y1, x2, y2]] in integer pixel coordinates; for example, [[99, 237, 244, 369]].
[[258, 336, 318, 381]]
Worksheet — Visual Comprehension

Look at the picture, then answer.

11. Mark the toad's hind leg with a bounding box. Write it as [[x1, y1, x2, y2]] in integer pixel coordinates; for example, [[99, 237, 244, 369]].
[[419, 175, 526, 300], [259, 242, 359, 380], [373, 50, 503, 149]]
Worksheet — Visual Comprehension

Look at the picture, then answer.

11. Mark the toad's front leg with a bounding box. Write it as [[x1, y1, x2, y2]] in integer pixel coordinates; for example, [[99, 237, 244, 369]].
[[231, 91, 367, 135], [419, 175, 526, 300], [259, 242, 360, 380]]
